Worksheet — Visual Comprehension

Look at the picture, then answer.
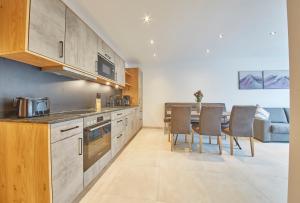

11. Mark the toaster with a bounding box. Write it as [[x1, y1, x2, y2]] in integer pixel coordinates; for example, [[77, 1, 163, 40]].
[[15, 97, 50, 118]]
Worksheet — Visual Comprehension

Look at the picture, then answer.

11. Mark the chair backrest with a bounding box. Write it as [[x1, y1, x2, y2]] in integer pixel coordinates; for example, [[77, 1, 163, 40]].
[[201, 103, 226, 112], [229, 106, 257, 137], [165, 103, 197, 118], [199, 106, 223, 136], [170, 106, 191, 134]]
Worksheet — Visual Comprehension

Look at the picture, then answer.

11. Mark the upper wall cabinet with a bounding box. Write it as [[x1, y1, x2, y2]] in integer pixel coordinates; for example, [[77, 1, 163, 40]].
[[28, 0, 66, 63], [102, 41, 115, 64], [65, 8, 98, 75], [0, 0, 64, 67], [114, 53, 125, 86], [0, 0, 125, 86]]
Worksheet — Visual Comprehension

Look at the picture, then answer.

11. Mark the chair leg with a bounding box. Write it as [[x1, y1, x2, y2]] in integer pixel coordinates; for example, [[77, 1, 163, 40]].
[[171, 134, 174, 151], [217, 136, 220, 145], [192, 130, 194, 144], [185, 134, 187, 143], [218, 136, 222, 155], [168, 124, 171, 142], [209, 136, 212, 144], [250, 137, 255, 157], [189, 133, 192, 151], [230, 136, 234, 155], [174, 134, 178, 145], [199, 134, 203, 153]]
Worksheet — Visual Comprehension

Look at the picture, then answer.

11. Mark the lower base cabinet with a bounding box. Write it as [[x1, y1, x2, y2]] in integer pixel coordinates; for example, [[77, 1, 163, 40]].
[[51, 133, 83, 203]]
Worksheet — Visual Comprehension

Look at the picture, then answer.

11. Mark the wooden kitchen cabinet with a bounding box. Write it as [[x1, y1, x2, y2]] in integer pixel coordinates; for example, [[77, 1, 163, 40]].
[[28, 0, 66, 63], [114, 53, 125, 86], [102, 41, 115, 63], [0, 0, 125, 86], [51, 133, 83, 203], [0, 0, 64, 67], [97, 37, 105, 56], [65, 8, 98, 75]]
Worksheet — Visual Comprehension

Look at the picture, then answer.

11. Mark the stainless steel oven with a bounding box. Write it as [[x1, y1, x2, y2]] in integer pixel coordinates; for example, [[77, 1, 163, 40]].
[[83, 113, 111, 172], [97, 54, 115, 80]]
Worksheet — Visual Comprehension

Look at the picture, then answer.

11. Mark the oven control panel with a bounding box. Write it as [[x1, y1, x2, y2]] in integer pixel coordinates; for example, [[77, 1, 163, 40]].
[[84, 113, 111, 127]]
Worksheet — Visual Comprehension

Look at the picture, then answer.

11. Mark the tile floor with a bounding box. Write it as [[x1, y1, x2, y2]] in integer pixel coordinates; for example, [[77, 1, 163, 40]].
[[80, 128, 289, 203]]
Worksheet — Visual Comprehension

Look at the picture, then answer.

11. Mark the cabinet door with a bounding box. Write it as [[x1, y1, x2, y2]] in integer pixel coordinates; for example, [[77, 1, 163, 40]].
[[51, 133, 83, 203], [65, 9, 98, 74], [102, 41, 115, 63], [29, 0, 66, 62], [97, 37, 105, 56], [120, 59, 126, 86], [113, 53, 119, 83]]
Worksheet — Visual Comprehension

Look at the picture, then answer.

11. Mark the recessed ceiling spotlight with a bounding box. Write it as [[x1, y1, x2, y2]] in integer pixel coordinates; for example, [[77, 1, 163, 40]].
[[106, 82, 110, 86], [219, 34, 224, 39], [269, 31, 277, 36], [150, 39, 155, 45], [153, 53, 157, 57], [206, 49, 211, 54], [115, 84, 119, 89], [143, 14, 152, 24]]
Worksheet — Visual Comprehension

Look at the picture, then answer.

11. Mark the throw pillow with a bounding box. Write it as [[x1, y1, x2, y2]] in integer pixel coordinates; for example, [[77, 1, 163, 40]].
[[255, 106, 270, 120]]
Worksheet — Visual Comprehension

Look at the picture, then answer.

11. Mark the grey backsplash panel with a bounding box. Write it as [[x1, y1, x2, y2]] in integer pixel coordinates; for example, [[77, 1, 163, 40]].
[[0, 58, 121, 116]]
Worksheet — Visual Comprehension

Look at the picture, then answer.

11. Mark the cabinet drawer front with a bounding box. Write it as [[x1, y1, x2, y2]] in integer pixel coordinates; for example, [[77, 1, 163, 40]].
[[51, 119, 83, 143], [111, 134, 124, 157], [112, 118, 125, 137], [111, 110, 126, 120]]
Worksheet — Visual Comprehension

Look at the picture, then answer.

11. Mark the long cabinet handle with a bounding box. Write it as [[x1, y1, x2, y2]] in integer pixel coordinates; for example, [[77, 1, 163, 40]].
[[78, 137, 83, 155], [60, 126, 79, 133], [117, 120, 123, 123], [95, 61, 98, 73], [59, 41, 64, 58], [117, 134, 123, 139]]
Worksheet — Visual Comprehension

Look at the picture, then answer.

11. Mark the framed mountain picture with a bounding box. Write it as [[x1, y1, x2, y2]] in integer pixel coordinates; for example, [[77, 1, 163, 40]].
[[238, 71, 263, 89], [263, 70, 289, 89]]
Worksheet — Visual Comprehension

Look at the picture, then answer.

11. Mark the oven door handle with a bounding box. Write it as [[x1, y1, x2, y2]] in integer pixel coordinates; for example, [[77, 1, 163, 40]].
[[87, 122, 111, 132]]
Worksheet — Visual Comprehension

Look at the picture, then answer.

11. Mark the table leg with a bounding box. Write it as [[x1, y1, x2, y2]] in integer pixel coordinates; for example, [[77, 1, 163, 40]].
[[234, 137, 242, 150]]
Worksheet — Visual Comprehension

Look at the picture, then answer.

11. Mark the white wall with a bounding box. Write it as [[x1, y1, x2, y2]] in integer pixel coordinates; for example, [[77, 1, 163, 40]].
[[143, 56, 290, 127]]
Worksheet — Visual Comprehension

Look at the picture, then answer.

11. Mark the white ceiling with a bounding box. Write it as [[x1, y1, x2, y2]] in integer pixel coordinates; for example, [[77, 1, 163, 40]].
[[63, 0, 289, 66]]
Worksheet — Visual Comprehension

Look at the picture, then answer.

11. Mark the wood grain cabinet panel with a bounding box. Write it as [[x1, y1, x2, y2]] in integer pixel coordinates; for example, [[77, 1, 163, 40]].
[[51, 133, 83, 203], [28, 0, 66, 63], [65, 8, 97, 75]]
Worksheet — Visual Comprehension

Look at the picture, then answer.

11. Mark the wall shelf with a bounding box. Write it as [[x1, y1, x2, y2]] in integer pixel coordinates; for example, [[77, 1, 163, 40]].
[[125, 71, 133, 77], [125, 82, 133, 87]]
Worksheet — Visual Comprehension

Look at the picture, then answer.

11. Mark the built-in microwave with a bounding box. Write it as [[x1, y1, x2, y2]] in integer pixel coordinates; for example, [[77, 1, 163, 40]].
[[97, 54, 115, 80]]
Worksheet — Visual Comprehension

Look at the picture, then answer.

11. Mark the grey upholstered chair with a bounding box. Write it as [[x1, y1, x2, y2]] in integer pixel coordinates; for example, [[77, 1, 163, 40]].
[[170, 106, 193, 151], [164, 103, 198, 141], [222, 106, 257, 156], [192, 106, 224, 154], [199, 103, 228, 142], [201, 103, 229, 128]]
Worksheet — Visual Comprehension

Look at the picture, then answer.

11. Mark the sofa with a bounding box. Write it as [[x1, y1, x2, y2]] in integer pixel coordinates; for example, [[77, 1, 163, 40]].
[[254, 108, 290, 142]]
